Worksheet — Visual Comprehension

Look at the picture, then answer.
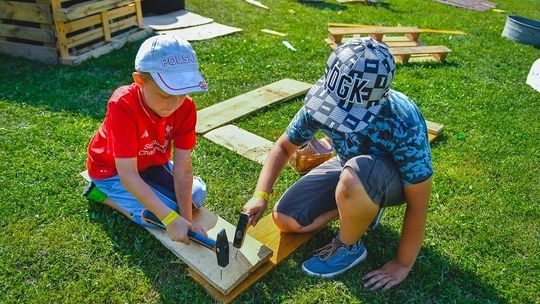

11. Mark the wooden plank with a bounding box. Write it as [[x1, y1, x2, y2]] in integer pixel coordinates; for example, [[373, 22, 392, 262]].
[[197, 79, 312, 134], [0, 40, 58, 64], [54, 0, 135, 22], [80, 171, 272, 296], [329, 26, 421, 37], [325, 35, 422, 49], [60, 27, 151, 65], [390, 45, 452, 56], [189, 213, 319, 303], [66, 16, 137, 48], [0, 23, 55, 43], [261, 29, 287, 37], [328, 23, 466, 35], [62, 5, 134, 34], [147, 207, 273, 295], [390, 45, 451, 64], [0, 1, 51, 23], [204, 125, 273, 165]]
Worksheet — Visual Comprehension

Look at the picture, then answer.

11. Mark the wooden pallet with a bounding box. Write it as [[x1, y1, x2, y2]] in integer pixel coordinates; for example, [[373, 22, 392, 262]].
[[326, 26, 451, 64], [0, 0, 150, 64], [80, 171, 273, 296]]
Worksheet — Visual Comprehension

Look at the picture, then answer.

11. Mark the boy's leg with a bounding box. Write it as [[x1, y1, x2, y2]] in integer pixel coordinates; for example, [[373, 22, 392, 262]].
[[301, 155, 405, 277], [139, 162, 207, 210], [338, 155, 405, 243], [89, 163, 207, 227], [273, 157, 342, 233]]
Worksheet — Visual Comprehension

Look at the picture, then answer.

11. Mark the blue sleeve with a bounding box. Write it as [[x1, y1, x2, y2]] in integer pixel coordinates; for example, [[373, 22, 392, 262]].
[[392, 126, 433, 186], [285, 107, 318, 146]]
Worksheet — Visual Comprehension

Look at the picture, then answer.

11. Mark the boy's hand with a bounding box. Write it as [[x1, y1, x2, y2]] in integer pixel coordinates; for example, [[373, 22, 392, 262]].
[[166, 216, 192, 244], [243, 197, 267, 226], [191, 222, 207, 237], [363, 259, 411, 291]]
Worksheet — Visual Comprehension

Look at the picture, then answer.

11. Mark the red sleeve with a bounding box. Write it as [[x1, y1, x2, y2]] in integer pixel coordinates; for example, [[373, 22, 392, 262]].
[[107, 98, 138, 158], [174, 97, 197, 150]]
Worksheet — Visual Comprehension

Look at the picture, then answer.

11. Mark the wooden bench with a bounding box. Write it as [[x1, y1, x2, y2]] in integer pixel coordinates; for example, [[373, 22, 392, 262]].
[[328, 26, 422, 45], [326, 26, 452, 64], [390, 45, 452, 64]]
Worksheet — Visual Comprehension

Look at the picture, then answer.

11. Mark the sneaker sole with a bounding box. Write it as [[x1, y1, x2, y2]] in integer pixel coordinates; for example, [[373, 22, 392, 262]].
[[301, 249, 367, 278]]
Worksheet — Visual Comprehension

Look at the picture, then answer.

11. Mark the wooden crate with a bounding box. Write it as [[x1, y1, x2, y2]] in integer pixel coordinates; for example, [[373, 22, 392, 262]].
[[0, 0, 151, 65]]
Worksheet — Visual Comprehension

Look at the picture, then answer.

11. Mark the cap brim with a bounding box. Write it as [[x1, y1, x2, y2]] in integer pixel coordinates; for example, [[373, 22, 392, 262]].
[[304, 76, 386, 133], [151, 71, 208, 95]]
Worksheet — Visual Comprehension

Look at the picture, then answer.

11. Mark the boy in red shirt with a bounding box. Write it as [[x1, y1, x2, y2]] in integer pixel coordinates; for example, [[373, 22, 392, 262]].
[[86, 34, 209, 244]]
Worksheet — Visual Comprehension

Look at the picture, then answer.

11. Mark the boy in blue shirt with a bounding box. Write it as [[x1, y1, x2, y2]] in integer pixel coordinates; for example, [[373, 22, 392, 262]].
[[244, 38, 432, 290]]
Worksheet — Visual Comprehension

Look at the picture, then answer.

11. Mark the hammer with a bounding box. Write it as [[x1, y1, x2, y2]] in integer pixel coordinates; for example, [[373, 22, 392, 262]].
[[83, 183, 230, 267], [142, 210, 230, 267]]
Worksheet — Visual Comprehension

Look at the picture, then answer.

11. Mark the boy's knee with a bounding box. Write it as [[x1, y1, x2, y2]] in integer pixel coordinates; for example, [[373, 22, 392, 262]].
[[338, 167, 365, 198], [192, 176, 207, 209], [272, 211, 303, 233]]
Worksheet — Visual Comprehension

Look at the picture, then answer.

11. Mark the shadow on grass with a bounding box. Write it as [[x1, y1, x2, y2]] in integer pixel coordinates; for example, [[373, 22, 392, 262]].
[[300, 1, 348, 11], [397, 60, 460, 69], [87, 202, 217, 302], [0, 42, 140, 120], [87, 201, 505, 303]]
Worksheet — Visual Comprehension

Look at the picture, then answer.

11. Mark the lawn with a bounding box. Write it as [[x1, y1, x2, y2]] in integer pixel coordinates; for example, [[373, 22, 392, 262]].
[[1, 0, 539, 303]]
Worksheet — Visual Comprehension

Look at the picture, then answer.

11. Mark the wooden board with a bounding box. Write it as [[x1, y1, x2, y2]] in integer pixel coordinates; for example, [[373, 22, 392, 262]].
[[390, 45, 451, 64], [196, 79, 312, 134], [80, 171, 273, 295], [325, 35, 422, 49], [204, 125, 273, 165], [188, 213, 319, 303]]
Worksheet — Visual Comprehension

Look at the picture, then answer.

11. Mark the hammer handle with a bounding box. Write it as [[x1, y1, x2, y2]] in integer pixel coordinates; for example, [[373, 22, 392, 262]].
[[188, 230, 216, 251]]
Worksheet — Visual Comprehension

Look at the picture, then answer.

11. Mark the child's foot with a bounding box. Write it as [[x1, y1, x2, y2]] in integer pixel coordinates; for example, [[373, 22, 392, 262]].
[[302, 236, 367, 278]]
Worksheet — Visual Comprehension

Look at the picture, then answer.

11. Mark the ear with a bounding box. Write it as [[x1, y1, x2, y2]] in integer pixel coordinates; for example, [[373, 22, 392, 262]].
[[132, 72, 144, 86]]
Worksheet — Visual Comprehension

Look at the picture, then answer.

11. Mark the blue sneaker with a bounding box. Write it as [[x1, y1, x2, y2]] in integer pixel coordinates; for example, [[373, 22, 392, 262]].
[[301, 237, 367, 278]]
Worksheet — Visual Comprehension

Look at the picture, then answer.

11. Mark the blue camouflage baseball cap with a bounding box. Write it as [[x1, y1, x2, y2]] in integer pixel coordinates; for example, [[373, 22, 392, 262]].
[[304, 37, 396, 133]]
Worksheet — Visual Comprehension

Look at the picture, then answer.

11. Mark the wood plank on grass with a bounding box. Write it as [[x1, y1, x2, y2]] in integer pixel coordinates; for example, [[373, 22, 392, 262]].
[[203, 125, 273, 165], [188, 212, 319, 303], [196, 79, 312, 134], [80, 171, 273, 296]]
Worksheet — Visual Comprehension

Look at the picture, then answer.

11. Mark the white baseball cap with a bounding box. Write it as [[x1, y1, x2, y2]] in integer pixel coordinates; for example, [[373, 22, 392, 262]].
[[135, 34, 208, 95]]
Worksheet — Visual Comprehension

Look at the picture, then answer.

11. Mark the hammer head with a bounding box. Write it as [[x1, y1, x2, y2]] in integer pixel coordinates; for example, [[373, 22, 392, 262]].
[[215, 229, 230, 267]]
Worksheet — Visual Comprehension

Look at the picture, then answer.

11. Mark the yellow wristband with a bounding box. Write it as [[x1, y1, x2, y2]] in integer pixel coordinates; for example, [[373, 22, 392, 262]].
[[253, 190, 271, 202], [162, 211, 179, 226]]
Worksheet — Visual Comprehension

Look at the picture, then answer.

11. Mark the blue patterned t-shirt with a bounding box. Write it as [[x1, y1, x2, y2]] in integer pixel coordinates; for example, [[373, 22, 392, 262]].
[[286, 90, 433, 186]]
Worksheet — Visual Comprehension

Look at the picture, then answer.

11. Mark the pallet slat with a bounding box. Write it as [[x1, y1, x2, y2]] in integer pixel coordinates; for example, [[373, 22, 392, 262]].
[[0, 23, 55, 43], [0, 1, 51, 23], [53, 0, 136, 22]]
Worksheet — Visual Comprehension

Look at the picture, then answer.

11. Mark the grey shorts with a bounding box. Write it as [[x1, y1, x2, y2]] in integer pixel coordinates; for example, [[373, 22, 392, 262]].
[[276, 155, 405, 226]]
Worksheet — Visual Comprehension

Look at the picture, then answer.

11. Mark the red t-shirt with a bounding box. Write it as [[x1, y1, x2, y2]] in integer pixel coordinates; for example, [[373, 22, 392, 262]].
[[87, 83, 197, 179]]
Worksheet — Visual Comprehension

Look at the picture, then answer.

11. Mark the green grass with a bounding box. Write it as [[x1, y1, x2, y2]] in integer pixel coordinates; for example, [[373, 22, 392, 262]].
[[1, 0, 539, 303]]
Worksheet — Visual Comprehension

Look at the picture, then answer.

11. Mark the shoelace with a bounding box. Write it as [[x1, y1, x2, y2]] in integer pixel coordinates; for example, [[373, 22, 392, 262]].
[[313, 238, 342, 261]]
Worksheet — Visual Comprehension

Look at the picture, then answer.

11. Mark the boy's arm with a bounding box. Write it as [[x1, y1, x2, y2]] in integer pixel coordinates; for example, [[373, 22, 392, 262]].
[[243, 134, 299, 225], [172, 148, 206, 235], [363, 177, 432, 290], [115, 157, 192, 244]]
